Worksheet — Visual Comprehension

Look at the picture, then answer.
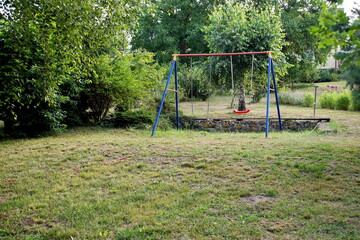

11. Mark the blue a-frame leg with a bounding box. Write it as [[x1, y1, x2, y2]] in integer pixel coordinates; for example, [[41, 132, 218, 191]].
[[265, 56, 282, 138], [151, 60, 180, 136]]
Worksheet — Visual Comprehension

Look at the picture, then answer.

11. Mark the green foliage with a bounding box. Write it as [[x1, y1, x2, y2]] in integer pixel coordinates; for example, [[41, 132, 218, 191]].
[[281, 0, 331, 84], [311, 2, 360, 102], [203, 1, 288, 110], [0, 0, 164, 136], [318, 68, 340, 82], [335, 90, 351, 110], [319, 92, 336, 109], [179, 63, 212, 101], [84, 51, 164, 123], [350, 94, 360, 111], [342, 64, 360, 89], [318, 70, 332, 82], [131, 0, 223, 63], [203, 2, 287, 69], [303, 93, 315, 107], [0, 12, 66, 136], [311, 3, 352, 51], [319, 90, 352, 110], [243, 72, 267, 103], [146, 95, 176, 115], [100, 110, 153, 129], [286, 61, 321, 84], [341, 65, 360, 110]]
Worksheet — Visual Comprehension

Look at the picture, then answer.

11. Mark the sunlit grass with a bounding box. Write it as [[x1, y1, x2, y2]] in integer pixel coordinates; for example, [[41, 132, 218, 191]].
[[0, 98, 359, 239]]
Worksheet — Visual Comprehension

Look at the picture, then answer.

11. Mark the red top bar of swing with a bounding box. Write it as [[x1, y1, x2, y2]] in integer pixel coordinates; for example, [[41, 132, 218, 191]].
[[173, 51, 273, 58]]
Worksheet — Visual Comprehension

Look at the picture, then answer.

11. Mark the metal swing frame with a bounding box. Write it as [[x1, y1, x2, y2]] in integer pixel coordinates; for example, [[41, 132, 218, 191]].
[[151, 51, 282, 138]]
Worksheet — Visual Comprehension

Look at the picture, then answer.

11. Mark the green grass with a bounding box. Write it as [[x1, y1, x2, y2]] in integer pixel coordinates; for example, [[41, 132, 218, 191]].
[[292, 81, 347, 92], [0, 103, 359, 239]]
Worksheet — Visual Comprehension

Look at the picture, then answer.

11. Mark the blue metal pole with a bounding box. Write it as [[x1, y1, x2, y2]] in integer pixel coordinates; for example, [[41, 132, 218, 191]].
[[270, 58, 283, 131], [175, 60, 180, 129], [151, 60, 176, 136], [265, 57, 271, 138]]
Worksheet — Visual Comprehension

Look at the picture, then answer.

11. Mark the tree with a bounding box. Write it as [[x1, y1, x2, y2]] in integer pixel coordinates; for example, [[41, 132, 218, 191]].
[[0, 8, 65, 135], [84, 51, 164, 123], [279, 0, 332, 85], [311, 2, 360, 109], [0, 0, 141, 136], [203, 1, 287, 111], [131, 0, 224, 64]]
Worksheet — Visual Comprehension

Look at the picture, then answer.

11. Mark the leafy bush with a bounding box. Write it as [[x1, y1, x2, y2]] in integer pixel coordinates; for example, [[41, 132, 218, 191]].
[[84, 52, 164, 123], [317, 68, 341, 82], [350, 93, 360, 111], [144, 95, 177, 115], [100, 110, 153, 129], [319, 92, 336, 109], [335, 91, 351, 110], [342, 65, 360, 111], [303, 93, 314, 107], [318, 90, 356, 111]]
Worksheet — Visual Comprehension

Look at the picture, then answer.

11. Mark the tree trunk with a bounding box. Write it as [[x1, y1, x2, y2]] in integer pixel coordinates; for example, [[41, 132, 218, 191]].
[[179, 38, 187, 54], [4, 118, 15, 136], [237, 83, 246, 111]]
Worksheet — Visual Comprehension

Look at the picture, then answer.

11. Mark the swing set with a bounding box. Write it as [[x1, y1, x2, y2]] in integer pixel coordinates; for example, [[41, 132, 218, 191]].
[[151, 51, 282, 137]]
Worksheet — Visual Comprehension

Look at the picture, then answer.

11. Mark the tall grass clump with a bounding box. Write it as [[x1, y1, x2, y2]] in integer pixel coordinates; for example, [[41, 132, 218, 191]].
[[278, 90, 314, 107], [278, 90, 305, 106]]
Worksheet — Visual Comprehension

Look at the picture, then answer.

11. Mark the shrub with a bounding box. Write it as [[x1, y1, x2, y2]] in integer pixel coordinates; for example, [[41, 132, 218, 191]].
[[303, 93, 314, 107], [100, 110, 153, 129], [331, 73, 339, 82], [318, 90, 356, 111], [318, 70, 332, 82], [319, 92, 336, 109], [350, 93, 360, 111], [317, 68, 341, 82], [341, 65, 360, 111], [145, 95, 176, 115], [335, 91, 351, 110]]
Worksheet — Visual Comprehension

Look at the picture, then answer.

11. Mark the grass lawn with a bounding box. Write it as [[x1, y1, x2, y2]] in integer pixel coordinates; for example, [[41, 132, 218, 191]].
[[290, 81, 347, 91], [0, 99, 359, 239]]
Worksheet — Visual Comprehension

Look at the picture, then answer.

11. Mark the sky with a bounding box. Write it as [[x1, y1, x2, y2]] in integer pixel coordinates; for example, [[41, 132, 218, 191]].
[[340, 0, 359, 17]]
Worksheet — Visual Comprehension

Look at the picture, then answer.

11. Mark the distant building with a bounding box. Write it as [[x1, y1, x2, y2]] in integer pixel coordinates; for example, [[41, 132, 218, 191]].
[[319, 49, 341, 69], [319, 7, 344, 70]]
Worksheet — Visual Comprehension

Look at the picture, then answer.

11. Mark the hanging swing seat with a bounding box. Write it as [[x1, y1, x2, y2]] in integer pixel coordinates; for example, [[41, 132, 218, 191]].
[[233, 109, 251, 114]]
